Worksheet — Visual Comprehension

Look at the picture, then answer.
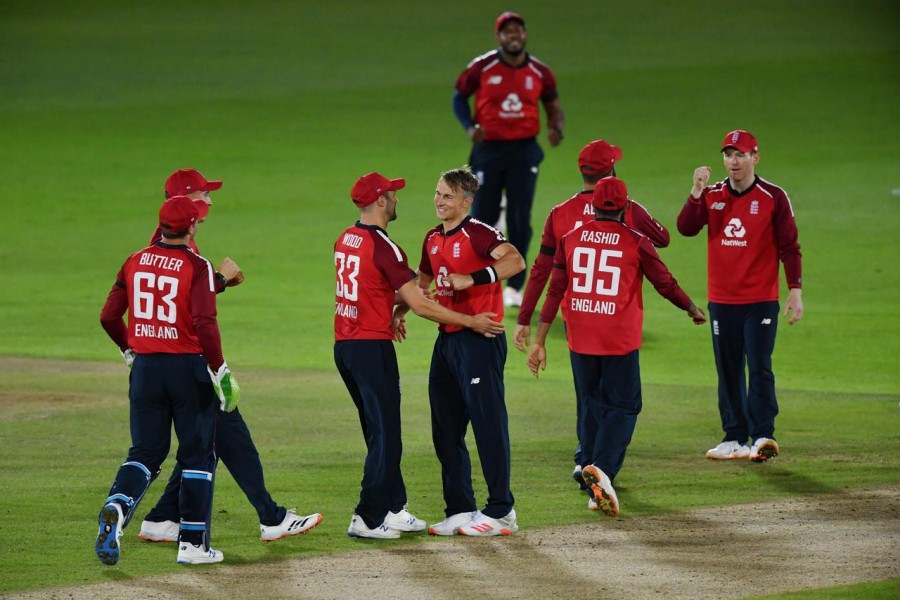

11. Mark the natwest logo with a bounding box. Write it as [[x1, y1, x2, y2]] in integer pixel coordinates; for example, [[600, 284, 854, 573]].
[[721, 217, 748, 247], [500, 93, 524, 117], [724, 218, 746, 238]]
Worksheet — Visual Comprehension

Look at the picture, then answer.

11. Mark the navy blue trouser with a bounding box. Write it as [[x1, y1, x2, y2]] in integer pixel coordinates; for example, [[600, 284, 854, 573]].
[[709, 301, 780, 443], [429, 329, 513, 519], [569, 350, 642, 485], [469, 138, 544, 291], [334, 339, 407, 530], [144, 407, 285, 527], [103, 354, 217, 547]]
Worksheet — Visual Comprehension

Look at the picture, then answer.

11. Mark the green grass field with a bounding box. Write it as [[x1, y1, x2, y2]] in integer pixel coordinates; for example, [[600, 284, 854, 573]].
[[1, 1, 898, 597]]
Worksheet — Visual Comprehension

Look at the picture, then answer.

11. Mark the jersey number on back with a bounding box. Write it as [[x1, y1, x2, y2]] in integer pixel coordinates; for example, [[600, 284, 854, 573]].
[[335, 252, 360, 301], [133, 272, 179, 323], [571, 248, 622, 296]]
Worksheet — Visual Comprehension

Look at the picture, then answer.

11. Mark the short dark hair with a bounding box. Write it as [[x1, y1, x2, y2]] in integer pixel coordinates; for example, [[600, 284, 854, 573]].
[[582, 166, 615, 185], [441, 165, 479, 199], [160, 228, 190, 239], [594, 207, 625, 221]]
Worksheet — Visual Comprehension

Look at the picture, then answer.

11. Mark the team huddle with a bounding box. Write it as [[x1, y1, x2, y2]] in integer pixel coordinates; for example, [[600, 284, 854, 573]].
[[96, 10, 803, 565]]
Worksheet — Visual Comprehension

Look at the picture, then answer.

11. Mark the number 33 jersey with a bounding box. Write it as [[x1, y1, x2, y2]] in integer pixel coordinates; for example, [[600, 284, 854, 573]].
[[334, 222, 415, 341]]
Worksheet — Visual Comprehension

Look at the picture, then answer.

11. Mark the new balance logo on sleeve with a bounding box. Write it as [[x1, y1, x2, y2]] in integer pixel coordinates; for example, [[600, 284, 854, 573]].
[[470, 378, 481, 385]]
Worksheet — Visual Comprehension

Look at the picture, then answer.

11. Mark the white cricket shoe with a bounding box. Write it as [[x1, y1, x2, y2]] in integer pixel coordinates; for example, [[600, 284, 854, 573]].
[[428, 511, 477, 536], [503, 286, 522, 308], [347, 514, 400, 539], [95, 502, 125, 565], [176, 542, 224, 565], [139, 519, 179, 543], [457, 509, 518, 536], [706, 440, 751, 460], [384, 506, 426, 532], [582, 465, 619, 517], [260, 509, 323, 542], [750, 438, 779, 463]]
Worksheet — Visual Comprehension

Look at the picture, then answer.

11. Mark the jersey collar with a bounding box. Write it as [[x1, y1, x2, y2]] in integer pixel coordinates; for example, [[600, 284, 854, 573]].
[[725, 175, 760, 197], [440, 215, 472, 237], [354, 221, 388, 235]]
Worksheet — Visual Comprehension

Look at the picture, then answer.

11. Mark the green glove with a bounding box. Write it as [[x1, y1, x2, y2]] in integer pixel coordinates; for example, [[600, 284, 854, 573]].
[[121, 349, 136, 369], [208, 363, 240, 412]]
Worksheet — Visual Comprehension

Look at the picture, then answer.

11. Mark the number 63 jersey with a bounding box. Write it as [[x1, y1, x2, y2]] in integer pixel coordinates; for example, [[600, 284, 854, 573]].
[[334, 222, 416, 341], [542, 219, 693, 356], [100, 241, 222, 362]]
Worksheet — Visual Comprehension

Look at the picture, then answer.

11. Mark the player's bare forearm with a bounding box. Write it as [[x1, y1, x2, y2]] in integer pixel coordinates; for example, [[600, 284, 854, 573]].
[[489, 243, 526, 280]]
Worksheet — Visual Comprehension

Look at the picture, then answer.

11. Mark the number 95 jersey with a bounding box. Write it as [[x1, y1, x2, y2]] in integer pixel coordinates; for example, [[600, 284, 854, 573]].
[[549, 220, 691, 356], [334, 222, 416, 341]]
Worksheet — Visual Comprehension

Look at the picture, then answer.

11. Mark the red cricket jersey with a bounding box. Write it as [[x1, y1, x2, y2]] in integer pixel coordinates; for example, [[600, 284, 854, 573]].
[[100, 242, 224, 368], [418, 216, 506, 333], [455, 50, 558, 141], [518, 192, 671, 325], [150, 226, 226, 293], [677, 176, 801, 304], [539, 219, 692, 356], [334, 222, 416, 341]]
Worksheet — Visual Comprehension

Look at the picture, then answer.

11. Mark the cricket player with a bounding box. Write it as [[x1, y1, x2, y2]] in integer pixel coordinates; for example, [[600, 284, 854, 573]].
[[527, 177, 706, 516], [139, 169, 322, 544], [410, 166, 525, 537], [678, 130, 803, 462], [335, 172, 504, 539], [453, 11, 565, 307], [97, 196, 237, 565], [513, 139, 671, 487]]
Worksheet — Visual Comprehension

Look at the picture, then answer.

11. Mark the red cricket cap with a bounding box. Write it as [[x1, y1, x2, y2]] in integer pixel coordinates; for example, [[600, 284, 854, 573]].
[[496, 11, 525, 33], [721, 130, 758, 153], [159, 195, 200, 233], [350, 172, 406, 207], [578, 139, 623, 174], [165, 169, 223, 196], [592, 176, 629, 211]]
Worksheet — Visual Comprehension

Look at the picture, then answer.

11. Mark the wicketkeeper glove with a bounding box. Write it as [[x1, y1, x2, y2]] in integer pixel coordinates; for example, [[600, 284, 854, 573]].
[[121, 349, 136, 369], [208, 363, 241, 412]]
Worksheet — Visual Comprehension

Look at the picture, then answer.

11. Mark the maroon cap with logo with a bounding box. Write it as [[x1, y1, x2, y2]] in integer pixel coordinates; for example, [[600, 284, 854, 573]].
[[495, 11, 525, 33], [165, 169, 223, 196], [578, 139, 623, 174], [350, 172, 406, 207], [592, 176, 629, 211], [721, 130, 758, 153], [159, 195, 200, 233]]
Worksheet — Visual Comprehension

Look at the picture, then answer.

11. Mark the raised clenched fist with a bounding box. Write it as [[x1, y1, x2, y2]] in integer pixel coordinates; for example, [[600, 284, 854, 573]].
[[217, 257, 244, 287], [691, 166, 712, 199]]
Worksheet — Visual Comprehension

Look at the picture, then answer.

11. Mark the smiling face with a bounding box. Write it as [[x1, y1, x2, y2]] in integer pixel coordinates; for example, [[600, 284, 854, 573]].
[[434, 177, 472, 229], [497, 20, 527, 57], [722, 147, 759, 189]]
